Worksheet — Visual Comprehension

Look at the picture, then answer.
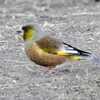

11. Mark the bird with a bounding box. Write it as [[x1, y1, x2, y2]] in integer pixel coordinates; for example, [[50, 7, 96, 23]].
[[16, 23, 100, 69]]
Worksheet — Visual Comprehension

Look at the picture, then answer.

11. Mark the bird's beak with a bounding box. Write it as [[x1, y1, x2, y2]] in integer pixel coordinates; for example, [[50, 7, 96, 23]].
[[16, 30, 23, 40], [16, 30, 22, 34]]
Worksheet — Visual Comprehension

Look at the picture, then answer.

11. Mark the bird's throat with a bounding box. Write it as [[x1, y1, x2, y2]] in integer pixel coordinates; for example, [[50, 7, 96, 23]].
[[23, 30, 37, 41]]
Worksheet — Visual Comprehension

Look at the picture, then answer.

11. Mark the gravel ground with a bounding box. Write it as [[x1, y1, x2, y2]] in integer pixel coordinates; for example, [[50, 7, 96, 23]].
[[1, 0, 100, 100]]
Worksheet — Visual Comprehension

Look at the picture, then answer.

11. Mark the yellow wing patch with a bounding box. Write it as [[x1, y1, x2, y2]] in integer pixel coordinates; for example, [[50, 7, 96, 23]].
[[42, 48, 81, 61], [70, 56, 81, 61], [57, 51, 81, 61], [57, 51, 69, 56]]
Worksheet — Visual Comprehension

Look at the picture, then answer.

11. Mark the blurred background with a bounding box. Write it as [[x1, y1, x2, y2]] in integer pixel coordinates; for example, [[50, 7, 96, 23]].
[[0, 0, 100, 99]]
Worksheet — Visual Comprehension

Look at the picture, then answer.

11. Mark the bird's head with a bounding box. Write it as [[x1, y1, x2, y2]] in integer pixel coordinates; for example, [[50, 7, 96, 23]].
[[22, 25, 37, 41], [16, 24, 47, 42]]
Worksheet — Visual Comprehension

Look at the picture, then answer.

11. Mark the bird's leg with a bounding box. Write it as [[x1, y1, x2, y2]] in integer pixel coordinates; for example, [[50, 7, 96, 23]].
[[39, 66, 59, 74], [45, 66, 65, 74]]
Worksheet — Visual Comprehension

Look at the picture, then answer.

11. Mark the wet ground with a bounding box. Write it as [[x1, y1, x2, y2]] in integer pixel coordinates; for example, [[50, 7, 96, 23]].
[[1, 0, 100, 100]]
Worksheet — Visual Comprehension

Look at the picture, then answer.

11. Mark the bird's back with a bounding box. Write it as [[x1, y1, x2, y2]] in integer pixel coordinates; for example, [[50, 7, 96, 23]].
[[36, 36, 61, 54]]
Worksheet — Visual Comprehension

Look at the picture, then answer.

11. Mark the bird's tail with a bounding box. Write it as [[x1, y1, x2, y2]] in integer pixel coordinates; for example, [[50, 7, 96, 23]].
[[61, 42, 100, 64], [69, 51, 100, 65], [86, 54, 100, 64]]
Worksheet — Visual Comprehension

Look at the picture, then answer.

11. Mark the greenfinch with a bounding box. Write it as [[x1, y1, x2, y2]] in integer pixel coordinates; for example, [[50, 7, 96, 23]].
[[16, 24, 100, 68]]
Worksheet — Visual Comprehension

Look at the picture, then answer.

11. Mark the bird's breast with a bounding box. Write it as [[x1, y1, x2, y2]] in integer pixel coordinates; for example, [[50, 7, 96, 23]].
[[25, 43, 66, 66]]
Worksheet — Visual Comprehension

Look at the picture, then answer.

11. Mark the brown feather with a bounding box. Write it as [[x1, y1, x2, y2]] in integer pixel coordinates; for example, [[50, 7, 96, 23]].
[[36, 36, 61, 54], [25, 42, 66, 67]]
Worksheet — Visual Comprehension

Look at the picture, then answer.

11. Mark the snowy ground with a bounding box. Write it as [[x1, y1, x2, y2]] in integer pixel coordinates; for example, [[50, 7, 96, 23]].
[[1, 0, 100, 100]]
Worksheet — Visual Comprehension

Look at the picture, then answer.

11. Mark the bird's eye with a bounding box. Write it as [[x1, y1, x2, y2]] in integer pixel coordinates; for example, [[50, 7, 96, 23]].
[[22, 26, 25, 30]]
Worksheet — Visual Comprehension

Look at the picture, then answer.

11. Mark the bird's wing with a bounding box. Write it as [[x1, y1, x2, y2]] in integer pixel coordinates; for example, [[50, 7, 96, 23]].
[[36, 37, 91, 59], [57, 42, 91, 57], [36, 36, 61, 54]]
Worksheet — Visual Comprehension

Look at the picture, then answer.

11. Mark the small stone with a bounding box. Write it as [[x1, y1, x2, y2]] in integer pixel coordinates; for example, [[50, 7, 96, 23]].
[[95, 0, 100, 2], [12, 80, 17, 84]]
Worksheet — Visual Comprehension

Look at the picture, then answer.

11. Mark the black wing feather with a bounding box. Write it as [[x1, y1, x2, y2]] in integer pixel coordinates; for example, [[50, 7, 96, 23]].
[[63, 42, 91, 56]]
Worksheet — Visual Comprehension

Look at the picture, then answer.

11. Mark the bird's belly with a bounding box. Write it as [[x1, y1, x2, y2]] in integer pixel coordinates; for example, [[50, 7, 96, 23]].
[[25, 43, 66, 66]]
